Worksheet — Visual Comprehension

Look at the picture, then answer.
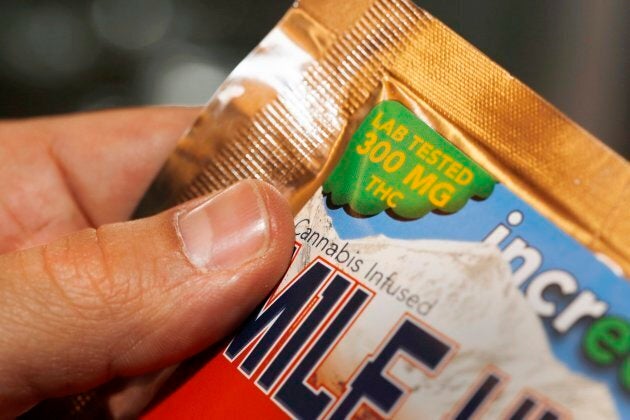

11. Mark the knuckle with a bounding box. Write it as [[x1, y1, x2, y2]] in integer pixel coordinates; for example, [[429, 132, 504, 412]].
[[38, 227, 146, 321], [88, 226, 148, 314]]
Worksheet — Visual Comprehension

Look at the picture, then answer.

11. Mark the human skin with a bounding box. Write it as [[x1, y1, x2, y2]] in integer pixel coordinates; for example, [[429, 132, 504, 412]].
[[0, 107, 295, 417]]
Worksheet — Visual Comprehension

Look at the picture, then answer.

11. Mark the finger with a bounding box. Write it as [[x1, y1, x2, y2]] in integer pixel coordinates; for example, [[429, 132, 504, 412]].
[[0, 107, 199, 230], [44, 107, 200, 224], [21, 365, 179, 419], [107, 365, 178, 419], [0, 122, 93, 252], [0, 180, 294, 417]]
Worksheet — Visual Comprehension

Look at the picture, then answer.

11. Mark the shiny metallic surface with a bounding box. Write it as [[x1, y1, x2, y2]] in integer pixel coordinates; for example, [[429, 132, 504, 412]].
[[134, 0, 629, 276], [5, 2, 627, 417], [0, 1, 627, 157]]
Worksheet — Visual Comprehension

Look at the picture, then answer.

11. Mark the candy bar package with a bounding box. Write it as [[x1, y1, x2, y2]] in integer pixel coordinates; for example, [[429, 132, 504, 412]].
[[136, 0, 630, 418]]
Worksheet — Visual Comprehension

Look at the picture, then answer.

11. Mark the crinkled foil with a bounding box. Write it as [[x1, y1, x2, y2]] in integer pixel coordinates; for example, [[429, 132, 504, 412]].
[[44, 0, 630, 417], [138, 0, 630, 262], [137, 0, 629, 272]]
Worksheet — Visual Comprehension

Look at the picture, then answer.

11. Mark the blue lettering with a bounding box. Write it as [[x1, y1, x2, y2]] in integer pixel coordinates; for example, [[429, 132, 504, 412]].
[[274, 287, 370, 418], [331, 318, 453, 419], [225, 261, 332, 375]]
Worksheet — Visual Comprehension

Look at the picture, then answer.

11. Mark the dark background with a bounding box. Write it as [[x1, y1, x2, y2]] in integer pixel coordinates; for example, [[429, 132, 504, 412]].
[[0, 0, 627, 157]]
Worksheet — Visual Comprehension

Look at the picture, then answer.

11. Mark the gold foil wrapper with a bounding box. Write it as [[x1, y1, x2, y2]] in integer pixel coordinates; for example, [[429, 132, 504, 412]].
[[137, 0, 629, 275]]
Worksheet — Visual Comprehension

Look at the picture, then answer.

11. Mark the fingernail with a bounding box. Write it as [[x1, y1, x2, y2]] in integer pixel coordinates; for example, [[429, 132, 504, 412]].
[[177, 181, 269, 270]]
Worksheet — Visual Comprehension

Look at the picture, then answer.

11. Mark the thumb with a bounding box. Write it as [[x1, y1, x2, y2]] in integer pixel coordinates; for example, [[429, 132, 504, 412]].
[[0, 180, 294, 417]]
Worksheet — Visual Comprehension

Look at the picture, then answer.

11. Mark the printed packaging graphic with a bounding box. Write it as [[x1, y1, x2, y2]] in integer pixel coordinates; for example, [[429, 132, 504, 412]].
[[146, 101, 629, 419], [135, 0, 630, 418], [324, 101, 495, 219]]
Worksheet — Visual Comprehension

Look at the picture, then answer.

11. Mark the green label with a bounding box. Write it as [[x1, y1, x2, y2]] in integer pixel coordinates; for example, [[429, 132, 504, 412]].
[[323, 101, 495, 219]]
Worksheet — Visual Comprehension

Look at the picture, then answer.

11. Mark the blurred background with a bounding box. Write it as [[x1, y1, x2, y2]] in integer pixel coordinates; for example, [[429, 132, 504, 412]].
[[0, 0, 627, 157]]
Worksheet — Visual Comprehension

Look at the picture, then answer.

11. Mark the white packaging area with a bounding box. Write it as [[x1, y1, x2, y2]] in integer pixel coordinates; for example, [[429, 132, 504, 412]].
[[284, 190, 616, 419]]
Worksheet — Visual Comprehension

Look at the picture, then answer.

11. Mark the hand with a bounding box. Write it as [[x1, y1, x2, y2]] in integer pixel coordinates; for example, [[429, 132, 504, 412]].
[[0, 108, 295, 417]]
